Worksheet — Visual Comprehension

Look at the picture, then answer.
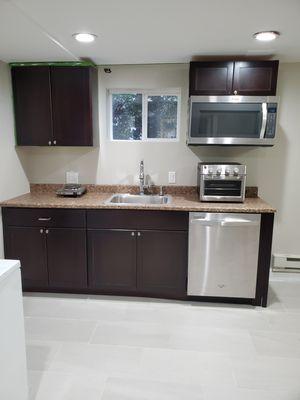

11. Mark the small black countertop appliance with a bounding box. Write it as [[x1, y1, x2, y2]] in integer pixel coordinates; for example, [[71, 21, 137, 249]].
[[197, 162, 246, 203], [56, 184, 87, 197]]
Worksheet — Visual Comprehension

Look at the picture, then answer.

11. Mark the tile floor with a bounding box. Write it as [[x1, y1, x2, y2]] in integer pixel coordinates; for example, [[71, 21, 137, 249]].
[[25, 272, 300, 399]]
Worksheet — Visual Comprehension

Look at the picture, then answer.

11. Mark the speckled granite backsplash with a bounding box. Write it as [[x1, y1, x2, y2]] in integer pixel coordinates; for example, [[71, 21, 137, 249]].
[[30, 184, 258, 198]]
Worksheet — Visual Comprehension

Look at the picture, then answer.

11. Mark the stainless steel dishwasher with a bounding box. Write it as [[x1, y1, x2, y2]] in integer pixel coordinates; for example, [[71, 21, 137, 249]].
[[188, 212, 261, 298]]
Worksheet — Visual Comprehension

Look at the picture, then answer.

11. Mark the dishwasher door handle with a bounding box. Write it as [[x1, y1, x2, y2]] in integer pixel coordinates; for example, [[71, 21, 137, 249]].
[[190, 217, 259, 227], [190, 218, 221, 227], [221, 219, 260, 227]]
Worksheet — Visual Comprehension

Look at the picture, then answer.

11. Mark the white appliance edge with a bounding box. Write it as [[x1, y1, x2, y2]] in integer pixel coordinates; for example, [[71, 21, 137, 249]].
[[0, 260, 28, 400]]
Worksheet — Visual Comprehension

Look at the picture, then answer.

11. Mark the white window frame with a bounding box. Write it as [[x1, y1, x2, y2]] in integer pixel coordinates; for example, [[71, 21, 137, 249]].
[[108, 88, 181, 142]]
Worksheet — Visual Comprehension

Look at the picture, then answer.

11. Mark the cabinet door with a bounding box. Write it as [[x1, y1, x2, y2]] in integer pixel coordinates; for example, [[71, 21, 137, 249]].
[[11, 66, 53, 145], [88, 230, 137, 292], [46, 228, 87, 289], [50, 67, 93, 146], [189, 61, 234, 95], [5, 226, 48, 289], [137, 230, 187, 298], [232, 61, 279, 95]]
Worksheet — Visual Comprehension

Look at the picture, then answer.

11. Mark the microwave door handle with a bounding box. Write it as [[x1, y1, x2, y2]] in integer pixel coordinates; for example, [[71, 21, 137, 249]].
[[260, 103, 268, 139]]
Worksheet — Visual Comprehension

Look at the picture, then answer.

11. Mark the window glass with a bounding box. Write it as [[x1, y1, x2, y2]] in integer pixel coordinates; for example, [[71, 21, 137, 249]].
[[147, 95, 178, 139], [112, 93, 142, 140]]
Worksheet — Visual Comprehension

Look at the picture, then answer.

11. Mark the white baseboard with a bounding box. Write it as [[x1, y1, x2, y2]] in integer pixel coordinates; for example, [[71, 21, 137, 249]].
[[273, 254, 300, 272]]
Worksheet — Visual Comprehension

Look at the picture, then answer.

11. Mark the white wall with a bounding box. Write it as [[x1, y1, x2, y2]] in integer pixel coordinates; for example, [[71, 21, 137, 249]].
[[13, 63, 300, 256], [0, 61, 29, 257]]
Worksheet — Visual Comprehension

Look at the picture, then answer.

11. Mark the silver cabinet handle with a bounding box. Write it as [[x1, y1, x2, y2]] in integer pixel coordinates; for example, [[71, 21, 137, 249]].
[[40, 229, 43, 234], [48, 141, 52, 146], [53, 140, 57, 145], [45, 229, 49, 234], [137, 232, 141, 237], [233, 90, 238, 95], [131, 232, 135, 236], [38, 217, 52, 221]]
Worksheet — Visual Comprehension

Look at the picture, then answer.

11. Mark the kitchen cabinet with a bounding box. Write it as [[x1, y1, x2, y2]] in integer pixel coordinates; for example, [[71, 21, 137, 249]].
[[232, 61, 279, 96], [50, 67, 98, 146], [88, 229, 137, 292], [3, 208, 188, 299], [46, 228, 87, 289], [1, 206, 273, 306], [137, 230, 187, 296], [87, 210, 188, 299], [189, 61, 234, 95], [11, 66, 53, 146], [5, 226, 48, 288], [88, 228, 187, 298], [3, 208, 87, 290], [11, 65, 98, 147], [189, 60, 279, 96]]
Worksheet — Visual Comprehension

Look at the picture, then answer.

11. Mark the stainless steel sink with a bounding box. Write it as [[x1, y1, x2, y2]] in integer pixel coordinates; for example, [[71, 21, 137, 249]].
[[106, 193, 172, 205]]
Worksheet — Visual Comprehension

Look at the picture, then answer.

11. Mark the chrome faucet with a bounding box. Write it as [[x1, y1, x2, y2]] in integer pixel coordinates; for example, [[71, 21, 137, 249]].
[[139, 161, 145, 195]]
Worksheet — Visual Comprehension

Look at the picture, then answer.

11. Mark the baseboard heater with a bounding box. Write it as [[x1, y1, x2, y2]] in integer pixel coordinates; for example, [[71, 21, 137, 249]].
[[272, 254, 300, 272]]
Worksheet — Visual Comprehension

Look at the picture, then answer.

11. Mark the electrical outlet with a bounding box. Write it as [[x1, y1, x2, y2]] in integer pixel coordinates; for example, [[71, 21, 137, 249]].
[[168, 171, 176, 184], [66, 171, 79, 184]]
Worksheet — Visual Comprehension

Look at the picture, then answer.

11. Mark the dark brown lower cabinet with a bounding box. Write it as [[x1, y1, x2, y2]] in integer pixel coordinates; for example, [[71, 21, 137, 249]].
[[87, 228, 188, 299], [137, 230, 187, 297], [5, 226, 48, 289], [2, 207, 273, 305], [47, 228, 87, 289], [4, 223, 87, 291], [88, 229, 137, 291]]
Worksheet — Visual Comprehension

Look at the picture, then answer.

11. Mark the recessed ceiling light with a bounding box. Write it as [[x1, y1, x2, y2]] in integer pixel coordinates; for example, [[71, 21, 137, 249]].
[[72, 33, 97, 43], [253, 31, 280, 42]]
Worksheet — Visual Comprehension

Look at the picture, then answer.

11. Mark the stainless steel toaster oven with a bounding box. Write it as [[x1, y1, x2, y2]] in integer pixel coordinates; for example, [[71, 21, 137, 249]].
[[197, 162, 246, 203]]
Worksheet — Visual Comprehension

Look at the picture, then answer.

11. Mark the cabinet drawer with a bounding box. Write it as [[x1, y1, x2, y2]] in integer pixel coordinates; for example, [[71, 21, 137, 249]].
[[2, 208, 86, 228], [87, 209, 188, 231]]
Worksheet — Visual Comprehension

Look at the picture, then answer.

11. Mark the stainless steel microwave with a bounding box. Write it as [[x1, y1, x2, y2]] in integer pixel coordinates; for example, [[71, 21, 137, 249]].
[[188, 96, 278, 146]]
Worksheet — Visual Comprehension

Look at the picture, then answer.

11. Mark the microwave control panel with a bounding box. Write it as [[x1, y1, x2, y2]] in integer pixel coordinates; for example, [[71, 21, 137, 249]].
[[265, 103, 277, 138]]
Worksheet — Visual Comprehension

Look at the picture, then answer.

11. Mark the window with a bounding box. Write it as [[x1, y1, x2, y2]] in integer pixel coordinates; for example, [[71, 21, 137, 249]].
[[111, 93, 142, 140], [109, 89, 180, 141]]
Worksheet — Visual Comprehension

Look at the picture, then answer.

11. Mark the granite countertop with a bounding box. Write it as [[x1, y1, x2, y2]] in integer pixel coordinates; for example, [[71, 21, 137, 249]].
[[0, 184, 276, 213]]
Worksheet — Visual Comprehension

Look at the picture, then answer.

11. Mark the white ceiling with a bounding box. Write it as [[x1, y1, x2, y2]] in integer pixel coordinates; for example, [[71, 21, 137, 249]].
[[0, 0, 300, 64]]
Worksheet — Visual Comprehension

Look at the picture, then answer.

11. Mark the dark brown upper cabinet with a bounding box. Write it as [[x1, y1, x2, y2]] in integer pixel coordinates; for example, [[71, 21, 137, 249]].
[[232, 61, 279, 96], [11, 65, 99, 146], [50, 67, 98, 146], [189, 60, 279, 96], [189, 61, 234, 95], [11, 67, 53, 146]]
